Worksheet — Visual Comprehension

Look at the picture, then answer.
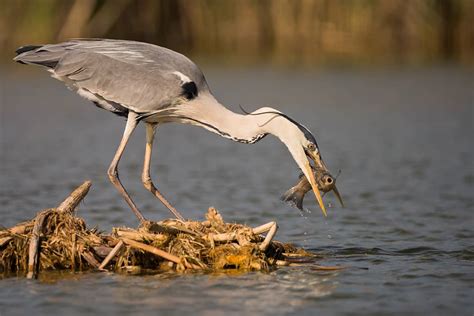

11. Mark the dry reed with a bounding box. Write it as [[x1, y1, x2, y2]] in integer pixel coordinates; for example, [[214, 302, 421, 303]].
[[1, 181, 325, 278]]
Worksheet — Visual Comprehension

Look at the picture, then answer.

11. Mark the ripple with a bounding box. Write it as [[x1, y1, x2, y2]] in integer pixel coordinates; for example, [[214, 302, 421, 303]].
[[310, 246, 474, 262], [394, 246, 440, 255]]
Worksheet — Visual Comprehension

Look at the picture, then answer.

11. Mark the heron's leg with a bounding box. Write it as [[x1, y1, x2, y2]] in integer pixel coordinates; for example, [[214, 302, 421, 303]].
[[142, 123, 185, 221], [107, 111, 146, 223]]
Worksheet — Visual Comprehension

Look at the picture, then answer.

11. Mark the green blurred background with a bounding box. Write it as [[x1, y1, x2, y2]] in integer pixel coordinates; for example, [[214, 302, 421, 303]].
[[1, 0, 473, 66]]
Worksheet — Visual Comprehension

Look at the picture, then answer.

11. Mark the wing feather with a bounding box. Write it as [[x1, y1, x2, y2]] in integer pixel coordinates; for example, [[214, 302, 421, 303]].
[[14, 39, 209, 113]]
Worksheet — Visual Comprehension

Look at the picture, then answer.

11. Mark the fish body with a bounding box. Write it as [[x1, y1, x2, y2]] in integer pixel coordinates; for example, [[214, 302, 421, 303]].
[[282, 167, 343, 210]]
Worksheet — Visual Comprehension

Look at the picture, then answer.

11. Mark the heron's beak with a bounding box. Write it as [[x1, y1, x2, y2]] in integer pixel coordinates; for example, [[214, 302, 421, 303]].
[[286, 143, 327, 217], [306, 150, 326, 170], [304, 149, 329, 216], [308, 149, 344, 208], [307, 152, 344, 207], [303, 160, 327, 217]]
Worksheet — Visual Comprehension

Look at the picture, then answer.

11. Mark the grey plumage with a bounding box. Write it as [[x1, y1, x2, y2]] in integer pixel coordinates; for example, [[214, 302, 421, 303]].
[[14, 39, 208, 118], [14, 38, 338, 221]]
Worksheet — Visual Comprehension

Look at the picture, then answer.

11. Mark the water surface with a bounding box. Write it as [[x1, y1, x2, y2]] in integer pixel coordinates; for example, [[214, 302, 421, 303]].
[[1, 67, 473, 315]]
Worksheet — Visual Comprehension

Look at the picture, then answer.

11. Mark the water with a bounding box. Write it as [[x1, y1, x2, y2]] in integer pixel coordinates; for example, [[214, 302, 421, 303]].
[[1, 66, 473, 315]]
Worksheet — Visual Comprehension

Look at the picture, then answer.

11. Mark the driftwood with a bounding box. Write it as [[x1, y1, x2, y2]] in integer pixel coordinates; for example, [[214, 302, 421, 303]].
[[1, 181, 340, 278], [26, 210, 51, 279], [57, 181, 91, 213], [114, 228, 168, 242], [121, 238, 201, 269], [25, 181, 92, 279], [25, 182, 92, 279]]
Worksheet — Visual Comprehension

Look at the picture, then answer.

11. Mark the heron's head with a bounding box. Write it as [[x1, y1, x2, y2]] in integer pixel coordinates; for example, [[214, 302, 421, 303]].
[[253, 107, 338, 216]]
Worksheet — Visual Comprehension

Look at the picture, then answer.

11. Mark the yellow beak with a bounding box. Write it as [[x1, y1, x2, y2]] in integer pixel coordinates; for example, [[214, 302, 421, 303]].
[[304, 161, 327, 217]]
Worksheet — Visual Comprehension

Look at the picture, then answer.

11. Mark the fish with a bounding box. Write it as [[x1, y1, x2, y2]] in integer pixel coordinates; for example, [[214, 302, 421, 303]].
[[281, 167, 344, 210]]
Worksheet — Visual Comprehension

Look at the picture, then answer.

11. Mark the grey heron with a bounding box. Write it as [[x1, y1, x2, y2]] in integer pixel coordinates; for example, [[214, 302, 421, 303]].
[[14, 39, 337, 223]]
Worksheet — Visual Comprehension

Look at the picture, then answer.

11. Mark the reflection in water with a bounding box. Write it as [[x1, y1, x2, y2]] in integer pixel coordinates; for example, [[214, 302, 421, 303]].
[[29, 268, 339, 314], [1, 67, 473, 315]]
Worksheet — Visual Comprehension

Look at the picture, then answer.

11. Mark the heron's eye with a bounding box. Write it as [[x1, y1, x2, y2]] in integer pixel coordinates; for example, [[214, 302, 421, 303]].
[[307, 143, 316, 151]]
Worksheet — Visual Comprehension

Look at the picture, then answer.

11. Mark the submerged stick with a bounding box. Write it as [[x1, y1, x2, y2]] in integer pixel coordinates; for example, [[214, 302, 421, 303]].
[[27, 209, 52, 279], [57, 181, 92, 213], [98, 240, 124, 271], [121, 238, 201, 269], [310, 265, 346, 271]]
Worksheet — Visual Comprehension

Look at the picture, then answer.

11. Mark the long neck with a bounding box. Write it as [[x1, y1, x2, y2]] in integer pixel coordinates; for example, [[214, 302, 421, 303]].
[[173, 92, 270, 144]]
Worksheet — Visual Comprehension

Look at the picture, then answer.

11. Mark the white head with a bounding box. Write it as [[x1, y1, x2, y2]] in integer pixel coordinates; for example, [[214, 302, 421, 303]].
[[250, 107, 332, 216]]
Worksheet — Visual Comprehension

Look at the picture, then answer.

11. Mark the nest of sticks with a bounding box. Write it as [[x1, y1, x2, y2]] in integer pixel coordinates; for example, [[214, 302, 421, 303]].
[[1, 181, 330, 279]]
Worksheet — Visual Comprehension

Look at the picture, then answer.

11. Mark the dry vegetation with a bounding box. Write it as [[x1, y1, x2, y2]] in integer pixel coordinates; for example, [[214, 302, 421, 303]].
[[1, 181, 332, 279]]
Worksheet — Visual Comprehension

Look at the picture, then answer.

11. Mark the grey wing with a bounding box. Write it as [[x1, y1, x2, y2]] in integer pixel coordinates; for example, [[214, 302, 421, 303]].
[[55, 51, 184, 113], [14, 39, 207, 115]]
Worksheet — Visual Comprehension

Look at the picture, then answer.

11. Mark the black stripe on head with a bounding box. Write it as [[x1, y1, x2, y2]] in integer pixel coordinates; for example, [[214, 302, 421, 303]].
[[35, 60, 59, 69], [281, 114, 319, 149], [15, 45, 42, 55], [239, 106, 320, 149], [297, 124, 319, 149]]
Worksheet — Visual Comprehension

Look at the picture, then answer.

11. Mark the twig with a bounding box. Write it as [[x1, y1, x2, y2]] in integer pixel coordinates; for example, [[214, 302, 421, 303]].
[[207, 221, 278, 251], [115, 229, 167, 242], [252, 222, 277, 235], [82, 251, 100, 268], [255, 221, 278, 251], [8, 223, 29, 235], [27, 209, 52, 279], [121, 238, 201, 269], [57, 181, 92, 214], [276, 260, 290, 266], [209, 231, 238, 242], [71, 233, 76, 271], [98, 240, 124, 271], [0, 236, 12, 247]]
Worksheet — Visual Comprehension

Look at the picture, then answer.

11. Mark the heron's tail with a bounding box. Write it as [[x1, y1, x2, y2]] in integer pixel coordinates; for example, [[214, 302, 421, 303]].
[[281, 186, 305, 210], [13, 44, 61, 69]]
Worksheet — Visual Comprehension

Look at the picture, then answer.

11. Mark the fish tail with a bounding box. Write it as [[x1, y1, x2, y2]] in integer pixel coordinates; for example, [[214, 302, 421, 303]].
[[281, 187, 305, 210]]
